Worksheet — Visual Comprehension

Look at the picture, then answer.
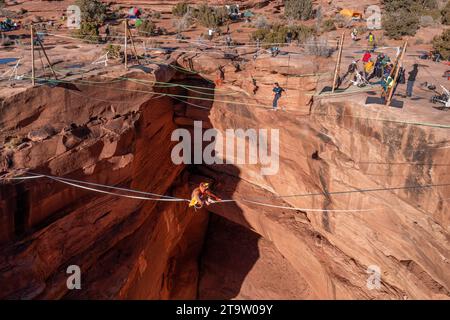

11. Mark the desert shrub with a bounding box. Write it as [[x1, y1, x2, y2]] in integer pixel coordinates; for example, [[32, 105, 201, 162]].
[[433, 29, 450, 60], [105, 44, 121, 58], [442, 1, 450, 25], [254, 15, 269, 29], [382, 0, 440, 38], [152, 11, 161, 19], [304, 37, 334, 57], [192, 4, 229, 28], [251, 23, 315, 46], [284, 0, 313, 20], [356, 25, 368, 35], [73, 0, 107, 41], [172, 2, 189, 17], [137, 20, 155, 36], [5, 136, 25, 149], [294, 24, 315, 42], [382, 8, 419, 39], [321, 18, 336, 32], [425, 8, 444, 20], [334, 14, 348, 28], [383, 0, 437, 12], [0, 34, 13, 46], [173, 12, 192, 33], [74, 22, 100, 42], [108, 8, 122, 21], [251, 28, 269, 41], [75, 0, 107, 25]]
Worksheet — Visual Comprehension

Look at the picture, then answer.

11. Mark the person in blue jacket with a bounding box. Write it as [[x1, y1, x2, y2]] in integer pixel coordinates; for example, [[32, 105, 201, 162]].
[[272, 83, 285, 110]]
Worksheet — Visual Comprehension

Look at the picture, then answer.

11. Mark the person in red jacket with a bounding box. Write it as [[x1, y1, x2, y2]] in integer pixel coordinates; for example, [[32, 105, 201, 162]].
[[362, 50, 372, 63]]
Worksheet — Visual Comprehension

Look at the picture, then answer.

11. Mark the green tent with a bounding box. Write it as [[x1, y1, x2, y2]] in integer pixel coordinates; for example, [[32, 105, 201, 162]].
[[244, 10, 254, 18], [135, 19, 143, 28]]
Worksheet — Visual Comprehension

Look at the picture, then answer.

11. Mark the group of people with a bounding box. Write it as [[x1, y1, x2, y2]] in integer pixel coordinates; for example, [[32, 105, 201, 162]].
[[270, 46, 280, 57], [0, 18, 18, 32], [340, 50, 389, 88], [340, 49, 419, 100], [351, 29, 376, 51]]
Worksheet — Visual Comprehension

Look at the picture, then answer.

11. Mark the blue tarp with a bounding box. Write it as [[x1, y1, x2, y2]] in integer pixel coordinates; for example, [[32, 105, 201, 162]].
[[0, 58, 18, 65]]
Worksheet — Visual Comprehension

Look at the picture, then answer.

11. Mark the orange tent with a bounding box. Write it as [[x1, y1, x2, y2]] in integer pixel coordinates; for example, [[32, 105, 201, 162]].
[[339, 9, 363, 19]]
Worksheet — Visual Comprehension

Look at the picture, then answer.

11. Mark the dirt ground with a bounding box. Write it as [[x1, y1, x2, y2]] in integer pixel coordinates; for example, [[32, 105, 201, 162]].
[[1, 0, 449, 118]]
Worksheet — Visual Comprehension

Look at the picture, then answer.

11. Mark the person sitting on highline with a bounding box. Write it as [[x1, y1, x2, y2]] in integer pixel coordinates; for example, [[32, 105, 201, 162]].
[[189, 183, 222, 209]]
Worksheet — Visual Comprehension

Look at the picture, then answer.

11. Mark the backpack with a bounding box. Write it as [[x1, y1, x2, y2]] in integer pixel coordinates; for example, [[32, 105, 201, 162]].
[[398, 68, 406, 84]]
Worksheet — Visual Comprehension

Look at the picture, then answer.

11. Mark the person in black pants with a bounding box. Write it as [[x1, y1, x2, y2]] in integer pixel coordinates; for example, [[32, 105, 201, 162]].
[[272, 83, 285, 110]]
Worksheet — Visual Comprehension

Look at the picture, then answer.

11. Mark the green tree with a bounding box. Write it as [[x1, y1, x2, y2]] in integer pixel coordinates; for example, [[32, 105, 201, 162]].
[[381, 0, 431, 38], [75, 22, 100, 42], [321, 19, 336, 32], [172, 2, 189, 17], [284, 0, 313, 20], [105, 44, 121, 58], [74, 0, 107, 41], [174, 13, 192, 34], [442, 1, 450, 25], [75, 0, 107, 25], [433, 29, 450, 60], [193, 4, 228, 28], [383, 0, 437, 12], [382, 8, 420, 39], [137, 20, 155, 36], [251, 23, 314, 46]]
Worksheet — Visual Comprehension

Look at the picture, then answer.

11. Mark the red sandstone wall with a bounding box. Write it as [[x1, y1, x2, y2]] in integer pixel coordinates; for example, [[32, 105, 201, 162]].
[[0, 69, 208, 299], [0, 62, 449, 300]]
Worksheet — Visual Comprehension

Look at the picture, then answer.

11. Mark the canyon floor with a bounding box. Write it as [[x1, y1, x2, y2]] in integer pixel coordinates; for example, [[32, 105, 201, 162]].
[[0, 0, 449, 300]]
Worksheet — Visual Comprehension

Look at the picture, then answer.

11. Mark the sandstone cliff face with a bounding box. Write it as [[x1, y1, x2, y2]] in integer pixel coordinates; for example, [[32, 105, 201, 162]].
[[177, 49, 449, 298], [0, 65, 207, 299], [0, 56, 449, 299], [197, 102, 449, 299]]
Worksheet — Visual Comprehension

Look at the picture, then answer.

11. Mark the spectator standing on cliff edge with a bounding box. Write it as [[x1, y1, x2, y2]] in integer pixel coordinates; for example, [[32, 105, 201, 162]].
[[367, 31, 376, 51], [272, 83, 285, 110], [407, 64, 419, 98], [351, 28, 358, 42]]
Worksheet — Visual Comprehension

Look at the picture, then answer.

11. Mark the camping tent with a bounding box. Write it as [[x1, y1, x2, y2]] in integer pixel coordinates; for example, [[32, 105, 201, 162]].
[[135, 19, 143, 28], [243, 10, 254, 18], [128, 7, 142, 19], [339, 9, 362, 19]]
